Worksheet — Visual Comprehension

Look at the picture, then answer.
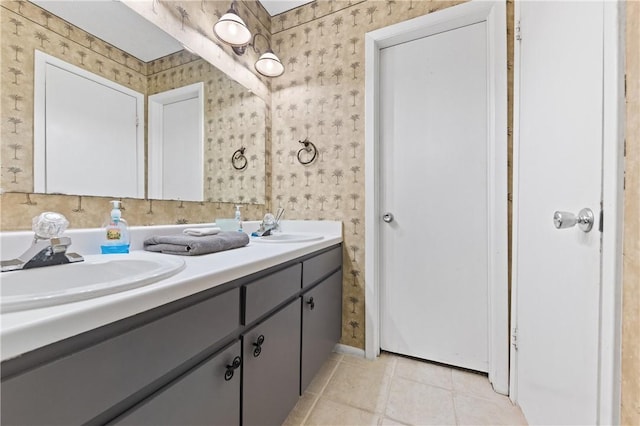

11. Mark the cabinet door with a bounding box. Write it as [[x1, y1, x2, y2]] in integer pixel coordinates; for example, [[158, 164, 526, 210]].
[[114, 341, 241, 426], [301, 269, 343, 393], [242, 300, 301, 426], [1, 288, 240, 426]]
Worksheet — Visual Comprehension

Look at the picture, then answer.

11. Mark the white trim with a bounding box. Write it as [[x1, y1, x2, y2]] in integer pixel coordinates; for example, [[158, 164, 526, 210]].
[[365, 0, 509, 394], [33, 50, 145, 198], [147, 82, 205, 201], [509, 0, 523, 404], [334, 343, 366, 358], [598, 1, 624, 423]]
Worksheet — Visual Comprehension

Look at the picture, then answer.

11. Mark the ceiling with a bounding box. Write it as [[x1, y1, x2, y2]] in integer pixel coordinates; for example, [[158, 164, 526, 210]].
[[31, 0, 313, 63], [31, 0, 183, 62], [259, 0, 314, 16]]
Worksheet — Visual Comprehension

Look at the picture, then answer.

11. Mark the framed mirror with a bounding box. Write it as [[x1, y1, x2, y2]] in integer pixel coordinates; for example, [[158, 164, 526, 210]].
[[1, 0, 266, 204]]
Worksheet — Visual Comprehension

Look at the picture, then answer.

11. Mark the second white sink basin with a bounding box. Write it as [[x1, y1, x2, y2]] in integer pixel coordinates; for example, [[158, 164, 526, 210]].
[[1, 252, 185, 313], [251, 233, 324, 243]]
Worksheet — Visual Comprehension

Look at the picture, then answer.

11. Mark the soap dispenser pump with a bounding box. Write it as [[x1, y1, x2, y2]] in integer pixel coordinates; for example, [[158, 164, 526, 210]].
[[234, 205, 243, 232], [101, 200, 130, 254]]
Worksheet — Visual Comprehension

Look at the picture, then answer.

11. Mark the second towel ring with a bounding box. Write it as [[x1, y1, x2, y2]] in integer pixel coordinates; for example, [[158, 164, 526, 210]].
[[232, 147, 248, 171], [297, 138, 317, 165]]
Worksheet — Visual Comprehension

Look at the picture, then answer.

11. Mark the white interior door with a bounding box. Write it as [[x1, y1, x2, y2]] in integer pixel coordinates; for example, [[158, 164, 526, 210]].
[[34, 52, 144, 199], [379, 22, 490, 373], [161, 97, 202, 201], [512, 2, 605, 424], [148, 83, 204, 201]]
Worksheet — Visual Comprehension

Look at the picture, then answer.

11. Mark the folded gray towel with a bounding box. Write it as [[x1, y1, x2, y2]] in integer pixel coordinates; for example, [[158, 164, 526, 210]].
[[143, 231, 249, 256]]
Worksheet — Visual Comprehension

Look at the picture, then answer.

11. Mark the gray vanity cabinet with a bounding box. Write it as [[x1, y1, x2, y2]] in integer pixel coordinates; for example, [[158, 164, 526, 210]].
[[242, 300, 301, 426], [301, 269, 343, 393], [114, 341, 242, 426], [0, 287, 241, 426], [1, 244, 342, 426]]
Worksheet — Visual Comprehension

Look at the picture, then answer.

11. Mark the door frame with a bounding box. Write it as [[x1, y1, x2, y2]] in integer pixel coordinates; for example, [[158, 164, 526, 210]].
[[148, 82, 204, 201], [509, 1, 624, 422], [364, 0, 509, 393]]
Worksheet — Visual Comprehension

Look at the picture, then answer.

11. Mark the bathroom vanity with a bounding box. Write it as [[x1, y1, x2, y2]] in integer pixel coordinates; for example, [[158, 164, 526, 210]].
[[0, 221, 342, 425]]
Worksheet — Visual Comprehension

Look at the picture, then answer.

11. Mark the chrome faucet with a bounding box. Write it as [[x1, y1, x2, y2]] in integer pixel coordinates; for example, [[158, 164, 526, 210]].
[[256, 208, 285, 236], [1, 212, 84, 272]]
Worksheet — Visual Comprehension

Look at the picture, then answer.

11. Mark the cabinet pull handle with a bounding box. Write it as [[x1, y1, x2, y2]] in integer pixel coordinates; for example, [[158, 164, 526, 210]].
[[307, 297, 315, 310], [224, 356, 242, 381], [252, 334, 265, 358]]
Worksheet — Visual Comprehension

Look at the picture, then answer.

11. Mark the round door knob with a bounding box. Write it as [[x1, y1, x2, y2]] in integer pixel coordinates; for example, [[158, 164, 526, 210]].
[[553, 208, 594, 232], [382, 212, 394, 223]]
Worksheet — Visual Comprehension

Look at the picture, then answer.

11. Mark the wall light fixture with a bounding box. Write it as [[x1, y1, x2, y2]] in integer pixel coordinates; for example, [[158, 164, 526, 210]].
[[213, 1, 284, 78]]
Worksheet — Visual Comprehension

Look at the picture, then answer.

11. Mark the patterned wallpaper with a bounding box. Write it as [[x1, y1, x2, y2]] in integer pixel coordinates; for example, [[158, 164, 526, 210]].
[[622, 1, 640, 423], [269, 0, 471, 349], [1, 1, 148, 194], [147, 52, 267, 205], [3, 3, 635, 410], [0, 0, 269, 229]]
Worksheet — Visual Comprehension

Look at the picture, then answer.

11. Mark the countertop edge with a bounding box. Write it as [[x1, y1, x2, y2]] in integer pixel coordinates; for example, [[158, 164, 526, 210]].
[[1, 231, 342, 362]]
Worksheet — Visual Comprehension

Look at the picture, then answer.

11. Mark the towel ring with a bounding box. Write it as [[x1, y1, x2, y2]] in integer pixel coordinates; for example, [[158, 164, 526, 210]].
[[232, 147, 248, 171], [297, 138, 317, 165]]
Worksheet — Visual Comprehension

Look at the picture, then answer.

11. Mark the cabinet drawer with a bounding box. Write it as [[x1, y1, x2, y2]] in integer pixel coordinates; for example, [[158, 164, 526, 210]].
[[302, 246, 342, 288], [243, 264, 301, 325], [114, 341, 242, 426], [1, 287, 240, 425]]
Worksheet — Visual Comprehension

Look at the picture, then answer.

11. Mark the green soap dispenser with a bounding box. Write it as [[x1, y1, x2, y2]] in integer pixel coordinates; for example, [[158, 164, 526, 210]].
[[101, 200, 130, 254]]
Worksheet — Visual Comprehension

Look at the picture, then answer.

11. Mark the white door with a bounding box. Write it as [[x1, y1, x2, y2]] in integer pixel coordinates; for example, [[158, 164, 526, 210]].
[[161, 97, 202, 201], [148, 83, 204, 201], [35, 52, 144, 198], [512, 2, 606, 424], [379, 22, 490, 372]]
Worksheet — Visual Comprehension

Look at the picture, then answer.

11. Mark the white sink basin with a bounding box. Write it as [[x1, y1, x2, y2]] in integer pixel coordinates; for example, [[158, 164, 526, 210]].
[[251, 233, 324, 243], [0, 252, 185, 313]]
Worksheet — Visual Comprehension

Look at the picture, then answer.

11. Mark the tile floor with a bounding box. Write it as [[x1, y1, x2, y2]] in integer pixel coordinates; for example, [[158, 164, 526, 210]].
[[284, 352, 527, 426]]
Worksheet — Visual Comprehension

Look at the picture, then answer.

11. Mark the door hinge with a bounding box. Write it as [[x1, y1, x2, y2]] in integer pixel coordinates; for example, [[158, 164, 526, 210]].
[[512, 327, 518, 351], [599, 208, 604, 233], [516, 20, 522, 41]]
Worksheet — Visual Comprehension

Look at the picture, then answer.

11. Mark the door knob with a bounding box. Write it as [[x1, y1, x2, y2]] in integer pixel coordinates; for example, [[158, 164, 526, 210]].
[[553, 208, 594, 232], [382, 212, 394, 223]]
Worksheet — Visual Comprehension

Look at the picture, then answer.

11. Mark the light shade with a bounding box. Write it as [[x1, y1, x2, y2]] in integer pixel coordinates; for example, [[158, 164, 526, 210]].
[[255, 50, 284, 78], [213, 11, 251, 47]]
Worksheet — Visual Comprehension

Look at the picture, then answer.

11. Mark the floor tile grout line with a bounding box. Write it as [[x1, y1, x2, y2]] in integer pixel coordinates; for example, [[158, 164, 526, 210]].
[[392, 373, 455, 394], [292, 352, 526, 426], [299, 355, 343, 425], [313, 355, 395, 419], [379, 357, 398, 417]]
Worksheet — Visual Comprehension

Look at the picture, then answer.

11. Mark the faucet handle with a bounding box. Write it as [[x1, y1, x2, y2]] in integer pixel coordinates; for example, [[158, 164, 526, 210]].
[[32, 212, 69, 240], [50, 237, 72, 254]]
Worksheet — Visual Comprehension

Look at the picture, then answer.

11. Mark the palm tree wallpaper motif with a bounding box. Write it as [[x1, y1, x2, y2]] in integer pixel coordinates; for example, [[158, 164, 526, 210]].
[[148, 53, 267, 205], [2, 0, 475, 349], [1, 0, 268, 227], [267, 0, 474, 347]]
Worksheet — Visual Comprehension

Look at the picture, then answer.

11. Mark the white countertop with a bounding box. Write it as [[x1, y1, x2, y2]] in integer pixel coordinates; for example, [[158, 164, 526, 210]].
[[0, 221, 342, 361]]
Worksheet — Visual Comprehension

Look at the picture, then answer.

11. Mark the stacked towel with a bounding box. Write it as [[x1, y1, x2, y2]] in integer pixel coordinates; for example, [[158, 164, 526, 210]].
[[182, 227, 221, 236], [143, 231, 249, 256]]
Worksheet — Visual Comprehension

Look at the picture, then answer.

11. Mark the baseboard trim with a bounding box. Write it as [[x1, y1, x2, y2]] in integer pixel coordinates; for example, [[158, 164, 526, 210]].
[[334, 343, 365, 358]]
